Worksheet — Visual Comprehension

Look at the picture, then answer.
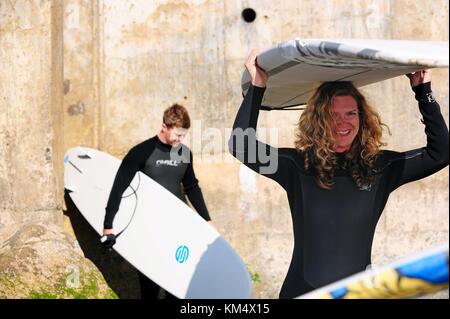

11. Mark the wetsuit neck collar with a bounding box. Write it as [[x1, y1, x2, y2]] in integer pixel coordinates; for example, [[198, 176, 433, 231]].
[[334, 151, 348, 158], [154, 135, 174, 150]]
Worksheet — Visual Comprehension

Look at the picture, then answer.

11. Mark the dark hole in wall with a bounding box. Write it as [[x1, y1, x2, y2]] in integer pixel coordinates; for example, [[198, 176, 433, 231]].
[[242, 8, 256, 23]]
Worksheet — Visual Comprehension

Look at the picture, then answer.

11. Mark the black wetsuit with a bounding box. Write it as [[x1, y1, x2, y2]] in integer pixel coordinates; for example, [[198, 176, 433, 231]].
[[104, 135, 210, 228], [229, 82, 449, 298], [103, 135, 211, 299]]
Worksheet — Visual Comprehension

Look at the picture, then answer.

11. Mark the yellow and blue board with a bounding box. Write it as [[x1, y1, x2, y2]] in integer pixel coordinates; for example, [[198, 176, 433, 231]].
[[298, 244, 448, 299]]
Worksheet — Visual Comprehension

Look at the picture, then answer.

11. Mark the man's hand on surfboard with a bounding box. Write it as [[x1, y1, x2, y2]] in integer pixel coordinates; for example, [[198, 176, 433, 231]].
[[103, 228, 114, 235], [101, 228, 116, 250], [406, 69, 432, 88], [245, 48, 268, 88]]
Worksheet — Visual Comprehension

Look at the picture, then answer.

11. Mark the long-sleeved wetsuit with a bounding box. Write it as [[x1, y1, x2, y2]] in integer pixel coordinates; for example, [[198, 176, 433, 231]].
[[104, 135, 211, 229], [103, 135, 211, 299], [229, 82, 449, 298]]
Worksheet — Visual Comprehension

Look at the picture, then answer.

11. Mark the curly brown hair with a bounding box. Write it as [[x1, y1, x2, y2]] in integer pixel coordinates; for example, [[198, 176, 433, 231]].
[[163, 103, 191, 129], [295, 82, 388, 189]]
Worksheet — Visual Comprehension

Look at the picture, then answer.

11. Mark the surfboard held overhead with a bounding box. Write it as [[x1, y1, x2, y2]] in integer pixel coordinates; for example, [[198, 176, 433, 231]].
[[242, 38, 449, 110]]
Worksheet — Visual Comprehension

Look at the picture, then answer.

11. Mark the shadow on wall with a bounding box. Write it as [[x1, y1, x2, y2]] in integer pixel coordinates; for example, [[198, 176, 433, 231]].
[[63, 190, 141, 299]]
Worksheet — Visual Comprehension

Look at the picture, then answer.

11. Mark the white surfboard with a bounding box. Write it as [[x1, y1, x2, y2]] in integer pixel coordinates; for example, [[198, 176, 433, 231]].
[[241, 38, 449, 109], [64, 147, 252, 299], [296, 244, 449, 299]]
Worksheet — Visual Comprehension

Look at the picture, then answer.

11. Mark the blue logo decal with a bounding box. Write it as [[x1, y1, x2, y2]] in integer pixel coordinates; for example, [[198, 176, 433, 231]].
[[330, 287, 349, 299], [175, 245, 189, 263], [64, 155, 69, 163]]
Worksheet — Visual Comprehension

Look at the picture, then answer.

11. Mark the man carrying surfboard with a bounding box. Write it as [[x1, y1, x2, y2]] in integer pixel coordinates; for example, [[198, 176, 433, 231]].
[[229, 49, 449, 298], [102, 103, 212, 299]]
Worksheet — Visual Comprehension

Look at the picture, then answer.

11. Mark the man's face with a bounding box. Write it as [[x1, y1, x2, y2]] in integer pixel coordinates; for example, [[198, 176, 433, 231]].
[[162, 124, 188, 146], [330, 95, 360, 153]]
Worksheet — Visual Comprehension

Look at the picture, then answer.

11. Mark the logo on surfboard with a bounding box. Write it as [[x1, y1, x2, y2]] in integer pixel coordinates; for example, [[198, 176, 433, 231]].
[[175, 245, 189, 263]]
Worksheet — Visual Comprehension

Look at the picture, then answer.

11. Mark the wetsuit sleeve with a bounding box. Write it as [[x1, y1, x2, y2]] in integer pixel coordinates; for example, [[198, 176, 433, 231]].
[[228, 84, 296, 190], [387, 82, 449, 191], [103, 144, 150, 229], [182, 151, 211, 221]]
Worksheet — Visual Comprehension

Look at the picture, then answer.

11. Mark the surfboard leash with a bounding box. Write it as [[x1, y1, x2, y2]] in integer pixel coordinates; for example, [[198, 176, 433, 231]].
[[116, 173, 141, 239]]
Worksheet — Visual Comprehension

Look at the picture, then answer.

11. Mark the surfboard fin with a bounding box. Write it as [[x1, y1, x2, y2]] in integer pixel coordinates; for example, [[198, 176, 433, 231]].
[[64, 184, 77, 192], [77, 147, 95, 159]]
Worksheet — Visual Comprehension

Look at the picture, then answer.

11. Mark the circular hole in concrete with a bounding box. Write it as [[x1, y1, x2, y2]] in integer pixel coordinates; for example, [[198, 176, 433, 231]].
[[242, 8, 256, 23]]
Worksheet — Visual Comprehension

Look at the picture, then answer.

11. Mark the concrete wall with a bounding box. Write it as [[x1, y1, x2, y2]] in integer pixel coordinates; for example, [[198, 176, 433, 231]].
[[1, 0, 448, 298], [0, 0, 120, 299], [0, 0, 59, 220]]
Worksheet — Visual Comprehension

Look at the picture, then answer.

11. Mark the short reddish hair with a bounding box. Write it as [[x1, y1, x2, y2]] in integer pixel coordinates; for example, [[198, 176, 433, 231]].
[[163, 104, 191, 129]]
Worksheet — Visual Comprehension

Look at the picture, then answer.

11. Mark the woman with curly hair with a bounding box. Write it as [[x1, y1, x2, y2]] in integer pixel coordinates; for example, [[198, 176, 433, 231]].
[[295, 81, 387, 191], [229, 49, 449, 298]]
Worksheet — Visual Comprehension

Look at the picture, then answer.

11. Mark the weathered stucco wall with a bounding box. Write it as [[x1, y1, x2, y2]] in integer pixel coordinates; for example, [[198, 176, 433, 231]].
[[1, 0, 448, 298], [0, 0, 120, 298]]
